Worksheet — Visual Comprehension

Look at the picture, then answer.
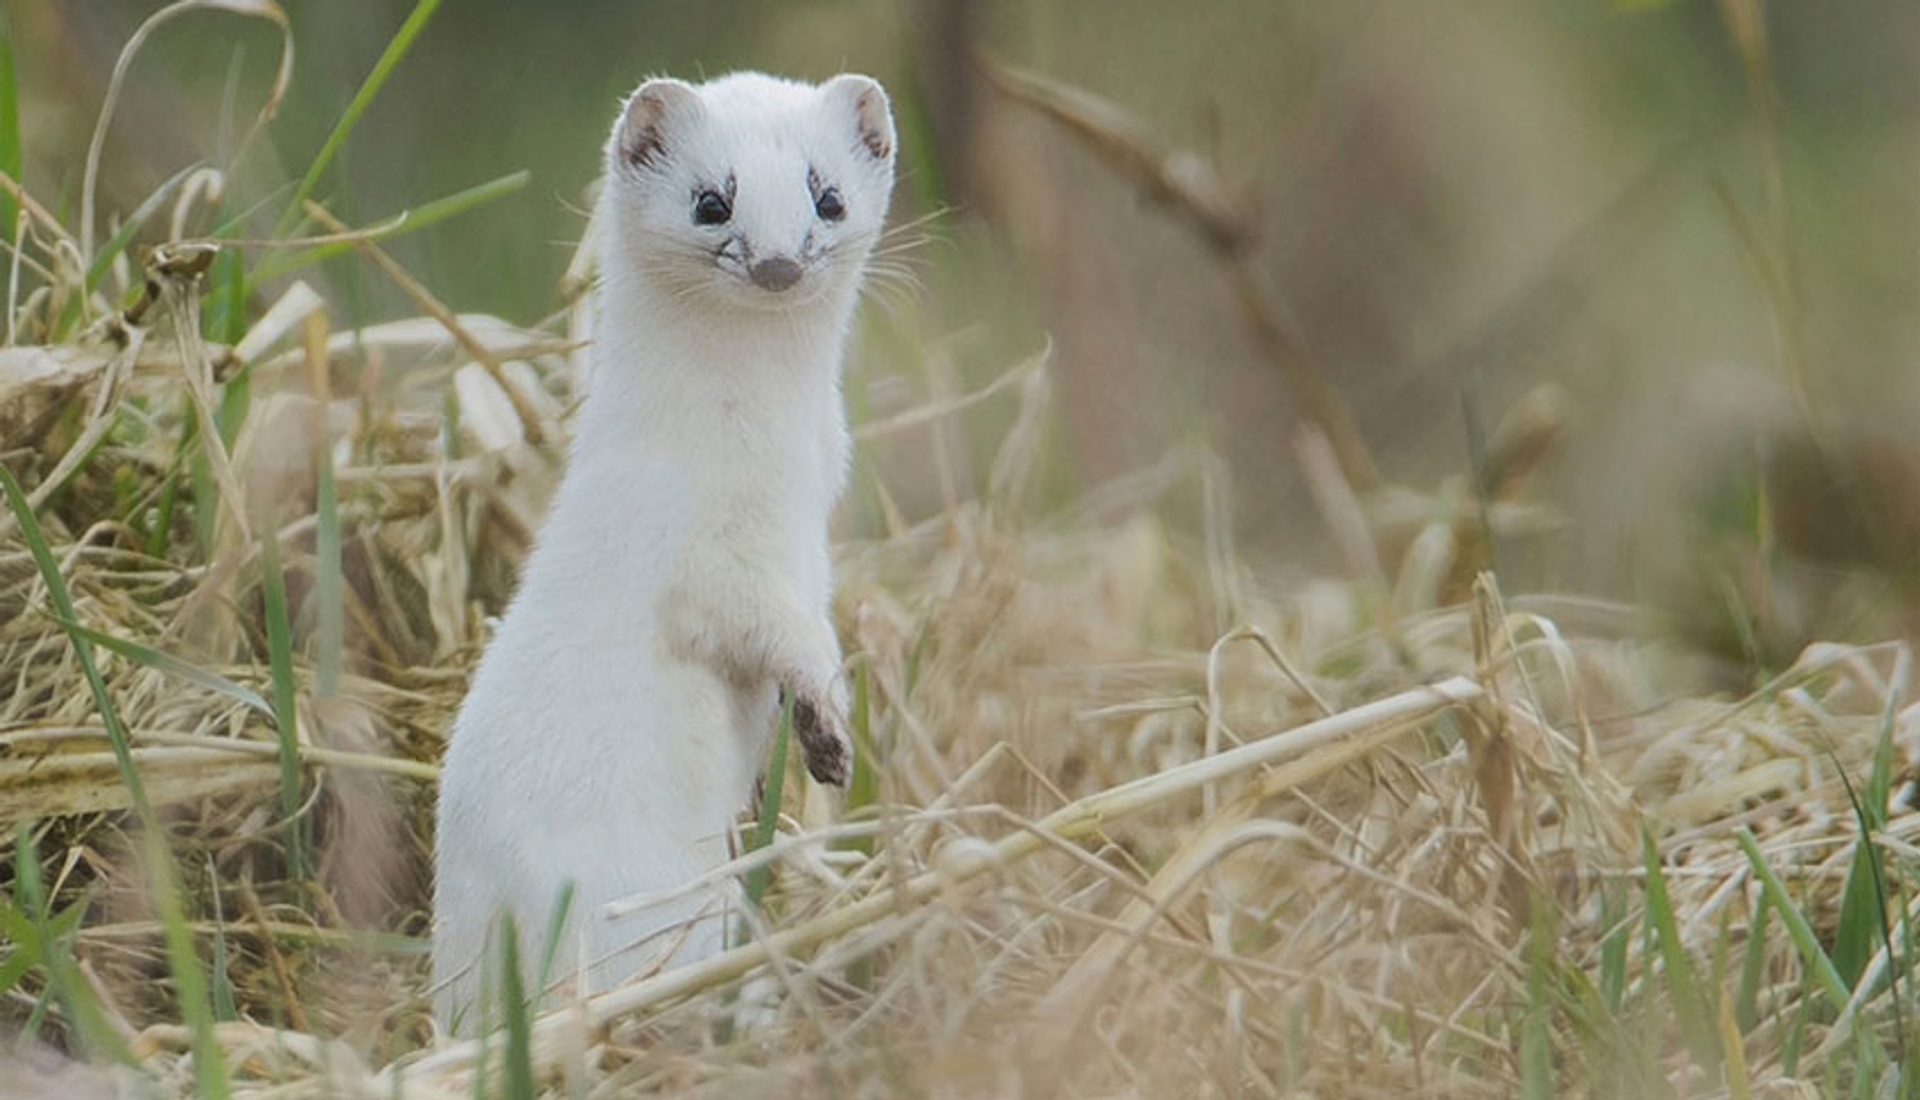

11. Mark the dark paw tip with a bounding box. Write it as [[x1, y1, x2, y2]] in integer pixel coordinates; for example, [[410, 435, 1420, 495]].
[[803, 741, 850, 787], [791, 695, 820, 734]]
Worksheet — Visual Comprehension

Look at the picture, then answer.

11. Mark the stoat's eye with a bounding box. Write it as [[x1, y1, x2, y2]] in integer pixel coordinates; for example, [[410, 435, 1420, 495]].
[[693, 189, 732, 226], [815, 187, 845, 222]]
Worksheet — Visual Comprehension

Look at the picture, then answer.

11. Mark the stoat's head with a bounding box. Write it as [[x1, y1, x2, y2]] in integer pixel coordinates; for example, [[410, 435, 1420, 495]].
[[604, 71, 896, 312]]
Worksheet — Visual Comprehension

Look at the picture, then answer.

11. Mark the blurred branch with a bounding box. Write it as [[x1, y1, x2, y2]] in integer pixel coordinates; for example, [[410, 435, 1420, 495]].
[[980, 57, 1380, 494], [303, 201, 547, 449]]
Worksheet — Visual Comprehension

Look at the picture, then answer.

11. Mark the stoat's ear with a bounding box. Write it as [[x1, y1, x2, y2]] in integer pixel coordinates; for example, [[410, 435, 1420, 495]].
[[822, 74, 895, 163], [618, 78, 701, 170]]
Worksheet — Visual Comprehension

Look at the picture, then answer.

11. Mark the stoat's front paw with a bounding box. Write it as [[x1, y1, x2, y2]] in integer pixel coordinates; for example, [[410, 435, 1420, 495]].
[[787, 685, 852, 787]]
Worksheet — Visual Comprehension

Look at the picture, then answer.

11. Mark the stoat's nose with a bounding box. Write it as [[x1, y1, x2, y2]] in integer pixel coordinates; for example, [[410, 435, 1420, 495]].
[[749, 257, 802, 292]]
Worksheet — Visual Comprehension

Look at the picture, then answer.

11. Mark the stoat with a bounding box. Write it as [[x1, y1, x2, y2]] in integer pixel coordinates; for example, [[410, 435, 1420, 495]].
[[432, 71, 896, 1030]]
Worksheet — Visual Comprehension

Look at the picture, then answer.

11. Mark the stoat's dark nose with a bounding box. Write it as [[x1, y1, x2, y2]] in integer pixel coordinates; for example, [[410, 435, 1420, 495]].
[[749, 257, 802, 292]]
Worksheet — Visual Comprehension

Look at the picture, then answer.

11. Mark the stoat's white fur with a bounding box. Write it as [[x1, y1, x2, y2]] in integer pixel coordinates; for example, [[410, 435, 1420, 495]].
[[432, 71, 896, 1031]]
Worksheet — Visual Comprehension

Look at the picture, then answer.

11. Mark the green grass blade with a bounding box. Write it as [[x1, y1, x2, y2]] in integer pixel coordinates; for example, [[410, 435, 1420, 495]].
[[205, 858, 237, 1022], [2, 466, 154, 821], [1832, 768, 1886, 990], [1598, 886, 1632, 1015], [259, 529, 309, 881], [742, 698, 793, 918], [0, 8, 20, 246], [315, 442, 344, 697], [55, 617, 273, 717], [1519, 895, 1555, 1100], [495, 913, 535, 1100], [55, 163, 198, 340], [14, 825, 134, 1062], [1735, 892, 1770, 1032], [845, 663, 877, 845], [1642, 829, 1721, 1075], [1737, 827, 1850, 1013], [273, 0, 442, 238], [1, 466, 230, 1098], [0, 942, 33, 1004], [532, 881, 575, 1004], [146, 443, 184, 559], [252, 170, 529, 283], [205, 238, 248, 345], [1832, 753, 1906, 1062]]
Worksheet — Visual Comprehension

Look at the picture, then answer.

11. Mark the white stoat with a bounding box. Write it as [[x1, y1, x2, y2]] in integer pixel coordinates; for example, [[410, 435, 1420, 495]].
[[432, 71, 896, 1031]]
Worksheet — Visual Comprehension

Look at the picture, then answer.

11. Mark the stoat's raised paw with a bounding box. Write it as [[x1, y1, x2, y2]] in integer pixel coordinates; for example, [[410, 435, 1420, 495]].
[[788, 689, 852, 787]]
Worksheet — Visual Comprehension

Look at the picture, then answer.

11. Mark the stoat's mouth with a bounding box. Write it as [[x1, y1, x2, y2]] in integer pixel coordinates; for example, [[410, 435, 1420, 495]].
[[712, 265, 839, 312]]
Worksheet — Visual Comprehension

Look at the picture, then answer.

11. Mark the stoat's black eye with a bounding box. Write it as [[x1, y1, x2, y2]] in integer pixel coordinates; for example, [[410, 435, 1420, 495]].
[[815, 187, 845, 222], [693, 189, 731, 226]]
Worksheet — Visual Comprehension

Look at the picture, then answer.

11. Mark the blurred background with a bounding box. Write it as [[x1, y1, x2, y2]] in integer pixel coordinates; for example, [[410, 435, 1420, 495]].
[[9, 0, 1919, 677]]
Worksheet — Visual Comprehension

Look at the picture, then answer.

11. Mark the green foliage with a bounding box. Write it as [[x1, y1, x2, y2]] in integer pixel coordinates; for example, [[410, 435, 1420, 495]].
[[1734, 894, 1770, 1032], [55, 617, 273, 717], [1, 465, 231, 1099], [275, 0, 443, 239], [55, 164, 196, 340], [1737, 827, 1850, 1014], [1519, 898, 1556, 1100], [0, 8, 19, 244], [494, 913, 536, 1100], [7, 827, 125, 1061], [742, 698, 793, 918], [1641, 829, 1721, 1079], [259, 527, 310, 881], [532, 883, 575, 1005], [250, 169, 531, 283]]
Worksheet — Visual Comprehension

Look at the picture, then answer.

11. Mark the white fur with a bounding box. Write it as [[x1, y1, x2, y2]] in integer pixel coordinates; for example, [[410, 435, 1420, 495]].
[[432, 72, 895, 1032]]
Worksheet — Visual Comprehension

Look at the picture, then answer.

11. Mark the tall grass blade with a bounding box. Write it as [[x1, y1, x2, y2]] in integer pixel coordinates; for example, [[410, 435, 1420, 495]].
[[1642, 829, 1721, 1076], [145, 443, 185, 559], [532, 881, 575, 1004], [1737, 827, 1850, 1012], [273, 0, 442, 238], [2, 466, 153, 819], [1519, 896, 1555, 1100], [1, 465, 230, 1098], [55, 163, 197, 340], [252, 170, 530, 282], [0, 8, 19, 245], [206, 858, 237, 1022], [1735, 893, 1770, 1032], [846, 663, 877, 841], [742, 699, 793, 916], [1832, 756, 1886, 989], [205, 239, 248, 345], [56, 617, 273, 717], [496, 913, 535, 1100], [259, 528, 310, 880], [1831, 753, 1905, 1062], [12, 825, 132, 1062], [1598, 886, 1631, 1015]]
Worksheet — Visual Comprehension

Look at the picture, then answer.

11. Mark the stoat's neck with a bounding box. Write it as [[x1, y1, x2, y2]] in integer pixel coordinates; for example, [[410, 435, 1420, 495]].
[[573, 258, 857, 459]]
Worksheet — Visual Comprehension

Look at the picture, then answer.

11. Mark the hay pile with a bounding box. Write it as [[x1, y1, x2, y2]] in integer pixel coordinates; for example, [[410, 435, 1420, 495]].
[[4, 266, 1915, 1095]]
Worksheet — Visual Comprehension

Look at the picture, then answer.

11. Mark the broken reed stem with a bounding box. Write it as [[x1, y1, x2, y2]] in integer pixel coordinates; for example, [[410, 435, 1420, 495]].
[[385, 674, 1483, 1089], [302, 201, 547, 447], [979, 58, 1381, 494]]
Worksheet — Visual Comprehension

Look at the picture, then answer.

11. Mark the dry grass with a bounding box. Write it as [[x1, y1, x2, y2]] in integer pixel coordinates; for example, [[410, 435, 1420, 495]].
[[4, 11, 1919, 1100]]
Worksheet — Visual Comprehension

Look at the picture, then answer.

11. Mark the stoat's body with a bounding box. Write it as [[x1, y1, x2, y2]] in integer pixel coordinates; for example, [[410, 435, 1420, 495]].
[[432, 72, 896, 1031]]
